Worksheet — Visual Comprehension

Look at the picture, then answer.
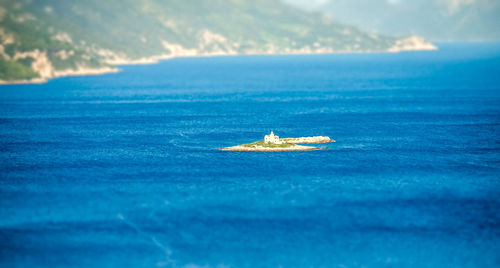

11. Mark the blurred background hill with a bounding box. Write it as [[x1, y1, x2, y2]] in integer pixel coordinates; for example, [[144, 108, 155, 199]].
[[0, 0, 436, 83], [285, 0, 500, 41]]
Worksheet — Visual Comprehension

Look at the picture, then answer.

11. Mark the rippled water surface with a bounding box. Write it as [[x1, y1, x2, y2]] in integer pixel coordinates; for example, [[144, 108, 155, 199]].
[[1, 43, 500, 267]]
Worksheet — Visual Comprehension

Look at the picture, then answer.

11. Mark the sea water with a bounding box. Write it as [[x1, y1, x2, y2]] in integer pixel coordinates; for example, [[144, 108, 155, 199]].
[[1, 43, 499, 267]]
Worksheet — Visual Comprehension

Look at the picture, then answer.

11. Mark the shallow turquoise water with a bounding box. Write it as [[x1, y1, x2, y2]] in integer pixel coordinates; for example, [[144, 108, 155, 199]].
[[1, 43, 500, 267]]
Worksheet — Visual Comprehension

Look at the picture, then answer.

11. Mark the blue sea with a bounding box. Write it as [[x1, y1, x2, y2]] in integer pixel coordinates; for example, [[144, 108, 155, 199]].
[[1, 43, 500, 267]]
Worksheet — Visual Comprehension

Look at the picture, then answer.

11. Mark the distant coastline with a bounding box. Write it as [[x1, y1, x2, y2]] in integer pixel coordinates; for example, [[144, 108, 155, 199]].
[[0, 37, 437, 85]]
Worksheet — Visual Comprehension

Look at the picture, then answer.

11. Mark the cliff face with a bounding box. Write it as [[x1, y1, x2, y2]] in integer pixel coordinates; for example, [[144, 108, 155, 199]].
[[0, 0, 436, 84]]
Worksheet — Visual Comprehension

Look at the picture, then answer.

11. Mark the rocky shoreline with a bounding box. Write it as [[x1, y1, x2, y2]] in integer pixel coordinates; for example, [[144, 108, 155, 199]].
[[0, 65, 119, 85], [280, 136, 336, 144], [220, 144, 321, 152]]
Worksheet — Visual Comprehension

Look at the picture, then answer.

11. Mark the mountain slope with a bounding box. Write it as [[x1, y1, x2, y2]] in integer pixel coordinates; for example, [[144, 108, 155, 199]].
[[0, 0, 436, 83], [284, 0, 500, 42]]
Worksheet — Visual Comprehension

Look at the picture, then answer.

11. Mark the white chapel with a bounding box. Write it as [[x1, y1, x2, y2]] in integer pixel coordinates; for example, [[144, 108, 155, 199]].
[[264, 131, 282, 144]]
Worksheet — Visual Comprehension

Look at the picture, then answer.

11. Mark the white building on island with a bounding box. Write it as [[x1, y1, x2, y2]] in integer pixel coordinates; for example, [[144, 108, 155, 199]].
[[264, 131, 282, 144]]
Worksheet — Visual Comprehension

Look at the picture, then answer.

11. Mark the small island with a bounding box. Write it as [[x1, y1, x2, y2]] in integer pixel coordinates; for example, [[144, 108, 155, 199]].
[[220, 131, 335, 151]]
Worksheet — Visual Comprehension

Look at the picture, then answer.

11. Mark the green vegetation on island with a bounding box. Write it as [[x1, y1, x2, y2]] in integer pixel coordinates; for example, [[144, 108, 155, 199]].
[[242, 140, 295, 148]]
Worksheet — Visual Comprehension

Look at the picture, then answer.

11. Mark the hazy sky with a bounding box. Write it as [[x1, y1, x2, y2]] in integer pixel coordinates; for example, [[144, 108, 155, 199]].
[[283, 0, 500, 41], [285, 0, 485, 13]]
